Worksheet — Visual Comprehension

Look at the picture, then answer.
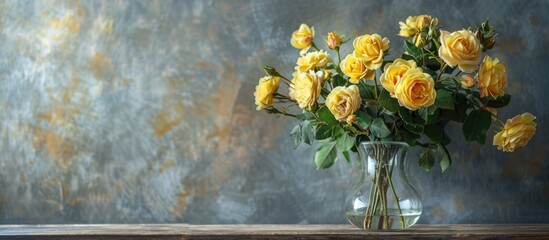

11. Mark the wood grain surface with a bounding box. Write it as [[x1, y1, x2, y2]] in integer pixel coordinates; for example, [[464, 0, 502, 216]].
[[1, 224, 549, 239]]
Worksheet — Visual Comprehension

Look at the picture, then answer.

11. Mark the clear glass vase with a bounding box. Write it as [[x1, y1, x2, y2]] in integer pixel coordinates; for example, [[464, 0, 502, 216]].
[[345, 141, 422, 231]]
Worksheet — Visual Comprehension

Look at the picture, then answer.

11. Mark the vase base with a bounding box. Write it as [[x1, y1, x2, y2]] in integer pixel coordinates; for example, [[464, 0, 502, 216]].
[[345, 211, 421, 231]]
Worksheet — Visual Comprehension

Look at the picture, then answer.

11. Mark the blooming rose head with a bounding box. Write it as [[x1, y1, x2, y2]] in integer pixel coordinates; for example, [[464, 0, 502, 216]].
[[291, 24, 315, 54], [394, 68, 436, 110], [352, 34, 390, 70], [461, 75, 476, 89], [340, 54, 375, 84], [289, 70, 323, 110], [295, 50, 330, 72], [477, 55, 507, 98], [254, 76, 280, 110], [325, 85, 361, 121], [493, 113, 537, 152], [380, 58, 417, 96], [398, 15, 438, 38], [438, 29, 482, 73], [326, 31, 343, 49]]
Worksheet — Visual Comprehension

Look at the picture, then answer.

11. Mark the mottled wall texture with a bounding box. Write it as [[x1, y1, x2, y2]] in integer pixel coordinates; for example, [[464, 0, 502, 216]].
[[0, 0, 548, 224]]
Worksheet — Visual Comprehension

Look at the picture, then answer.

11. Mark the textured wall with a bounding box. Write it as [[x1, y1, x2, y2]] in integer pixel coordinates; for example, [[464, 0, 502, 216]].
[[0, 0, 548, 224]]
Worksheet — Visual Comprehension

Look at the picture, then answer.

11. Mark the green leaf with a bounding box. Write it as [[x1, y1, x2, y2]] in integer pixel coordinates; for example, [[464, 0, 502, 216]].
[[315, 125, 333, 141], [297, 111, 316, 121], [404, 40, 422, 59], [369, 118, 391, 138], [424, 57, 441, 72], [485, 94, 511, 108], [290, 125, 302, 149], [435, 89, 454, 110], [419, 147, 435, 172], [336, 132, 356, 152], [418, 108, 428, 122], [425, 110, 440, 125], [462, 109, 492, 144], [357, 83, 376, 100], [399, 108, 414, 125], [332, 75, 347, 87], [424, 124, 443, 144], [379, 89, 400, 113], [314, 143, 338, 169], [404, 123, 423, 134], [436, 144, 451, 172], [331, 126, 343, 139], [317, 106, 339, 125], [301, 120, 314, 145], [401, 53, 415, 61], [440, 95, 468, 123], [342, 151, 352, 164], [355, 111, 372, 129]]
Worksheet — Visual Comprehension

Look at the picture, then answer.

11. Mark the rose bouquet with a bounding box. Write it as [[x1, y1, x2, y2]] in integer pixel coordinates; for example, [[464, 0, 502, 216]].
[[253, 15, 537, 229]]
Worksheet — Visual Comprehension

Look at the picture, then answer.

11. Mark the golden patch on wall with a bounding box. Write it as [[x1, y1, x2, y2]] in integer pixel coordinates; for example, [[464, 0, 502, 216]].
[[31, 127, 75, 172], [152, 102, 186, 137], [90, 52, 115, 82]]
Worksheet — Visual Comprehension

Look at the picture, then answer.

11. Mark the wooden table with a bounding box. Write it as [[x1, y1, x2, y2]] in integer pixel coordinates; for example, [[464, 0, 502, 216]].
[[1, 224, 549, 239]]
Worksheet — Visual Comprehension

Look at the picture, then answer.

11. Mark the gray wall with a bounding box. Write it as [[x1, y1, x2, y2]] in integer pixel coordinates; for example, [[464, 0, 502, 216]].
[[0, 0, 548, 224]]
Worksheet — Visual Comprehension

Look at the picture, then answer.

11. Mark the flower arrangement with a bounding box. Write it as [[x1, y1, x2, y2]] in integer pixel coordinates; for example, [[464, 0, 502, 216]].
[[254, 15, 537, 172]]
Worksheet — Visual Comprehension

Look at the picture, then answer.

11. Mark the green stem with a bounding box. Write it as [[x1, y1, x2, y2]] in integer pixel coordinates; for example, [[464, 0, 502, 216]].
[[436, 63, 447, 82], [454, 70, 462, 78], [365, 157, 381, 229], [466, 96, 505, 125], [311, 42, 320, 51], [279, 75, 293, 88], [337, 49, 342, 65], [385, 163, 405, 228], [373, 77, 379, 99]]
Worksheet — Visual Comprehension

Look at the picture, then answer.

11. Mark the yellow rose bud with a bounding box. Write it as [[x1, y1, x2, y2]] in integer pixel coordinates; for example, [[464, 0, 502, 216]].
[[477, 55, 507, 98], [295, 50, 330, 72], [324, 70, 332, 80], [398, 15, 438, 38], [346, 114, 356, 124], [289, 70, 323, 110], [380, 58, 417, 96], [326, 85, 361, 121], [326, 31, 342, 49], [438, 29, 482, 73], [352, 34, 390, 70], [340, 54, 375, 84], [254, 76, 280, 111], [394, 68, 436, 110], [291, 24, 315, 54], [493, 113, 537, 152], [461, 75, 476, 89]]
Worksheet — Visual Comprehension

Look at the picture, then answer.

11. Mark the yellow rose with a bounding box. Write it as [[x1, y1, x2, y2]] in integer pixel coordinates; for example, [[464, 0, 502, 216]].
[[493, 113, 537, 152], [461, 75, 476, 89], [325, 85, 361, 121], [295, 50, 330, 72], [477, 55, 507, 98], [254, 76, 280, 110], [438, 29, 482, 73], [291, 24, 315, 54], [289, 70, 323, 110], [380, 58, 417, 96], [398, 15, 438, 38], [340, 54, 375, 84], [326, 31, 342, 49], [352, 34, 390, 70], [394, 68, 436, 110]]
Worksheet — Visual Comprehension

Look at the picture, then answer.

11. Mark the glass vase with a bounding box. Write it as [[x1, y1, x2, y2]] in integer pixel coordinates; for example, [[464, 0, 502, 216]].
[[345, 141, 422, 230]]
